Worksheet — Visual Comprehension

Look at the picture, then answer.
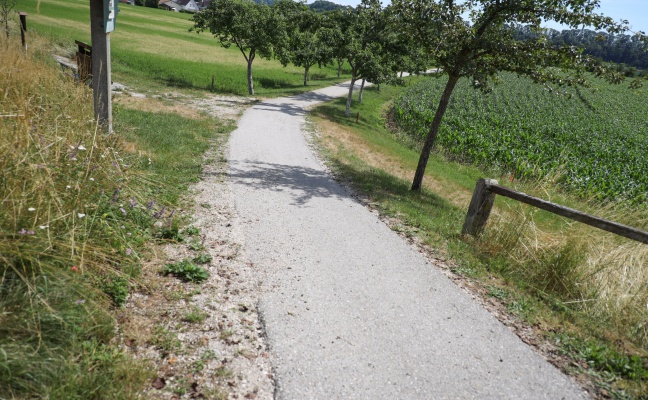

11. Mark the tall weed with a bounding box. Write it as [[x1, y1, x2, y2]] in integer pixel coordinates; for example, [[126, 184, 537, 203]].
[[0, 34, 151, 398]]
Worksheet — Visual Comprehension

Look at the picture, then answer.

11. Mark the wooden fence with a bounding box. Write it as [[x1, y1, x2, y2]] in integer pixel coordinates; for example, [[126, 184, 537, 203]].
[[462, 178, 648, 245]]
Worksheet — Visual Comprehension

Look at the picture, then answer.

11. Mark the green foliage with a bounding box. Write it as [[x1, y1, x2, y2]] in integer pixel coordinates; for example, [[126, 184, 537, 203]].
[[191, 0, 281, 94], [102, 276, 130, 307], [392, 73, 648, 203], [183, 226, 201, 236], [336, 0, 401, 115], [158, 225, 185, 241], [188, 240, 205, 251], [554, 334, 648, 381], [182, 307, 209, 323], [163, 259, 210, 283], [274, 1, 332, 86], [389, 0, 646, 190], [193, 253, 213, 264]]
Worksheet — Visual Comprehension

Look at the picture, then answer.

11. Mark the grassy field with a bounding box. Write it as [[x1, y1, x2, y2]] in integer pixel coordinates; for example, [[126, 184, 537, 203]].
[[392, 73, 648, 204], [313, 83, 648, 398], [17, 0, 347, 96], [0, 31, 234, 398]]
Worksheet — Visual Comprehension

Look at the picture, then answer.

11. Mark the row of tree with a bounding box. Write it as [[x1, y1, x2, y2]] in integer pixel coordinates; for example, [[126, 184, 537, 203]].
[[191, 0, 428, 115], [515, 25, 648, 72], [192, 0, 646, 192]]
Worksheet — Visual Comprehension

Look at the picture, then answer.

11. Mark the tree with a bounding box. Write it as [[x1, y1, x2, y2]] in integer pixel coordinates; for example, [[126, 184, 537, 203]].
[[339, 0, 399, 116], [274, 1, 332, 86], [309, 0, 347, 13], [0, 0, 16, 38], [391, 0, 644, 191], [322, 9, 348, 78], [191, 0, 278, 95]]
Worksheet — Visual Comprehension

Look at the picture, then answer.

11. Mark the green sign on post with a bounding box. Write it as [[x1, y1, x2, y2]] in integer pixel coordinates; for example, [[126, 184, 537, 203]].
[[105, 0, 118, 33]]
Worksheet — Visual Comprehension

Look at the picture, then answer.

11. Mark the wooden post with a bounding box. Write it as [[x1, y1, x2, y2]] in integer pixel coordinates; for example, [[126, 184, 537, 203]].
[[462, 178, 498, 236], [355, 112, 360, 124], [211, 73, 214, 92], [89, 0, 112, 133], [19, 12, 27, 50]]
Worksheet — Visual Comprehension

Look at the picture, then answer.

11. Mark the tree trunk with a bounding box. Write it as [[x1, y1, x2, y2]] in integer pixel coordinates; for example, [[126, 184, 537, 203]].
[[345, 76, 356, 117], [410, 73, 461, 191], [337, 61, 342, 78], [303, 66, 309, 86], [247, 51, 255, 95], [400, 71, 403, 78], [358, 78, 366, 104]]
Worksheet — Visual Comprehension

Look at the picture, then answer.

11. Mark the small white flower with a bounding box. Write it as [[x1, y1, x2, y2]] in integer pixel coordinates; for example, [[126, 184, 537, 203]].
[[89, 178, 95, 182], [77, 145, 87, 151], [66, 185, 72, 189], [77, 213, 86, 219], [39, 225, 48, 229], [28, 207, 36, 212]]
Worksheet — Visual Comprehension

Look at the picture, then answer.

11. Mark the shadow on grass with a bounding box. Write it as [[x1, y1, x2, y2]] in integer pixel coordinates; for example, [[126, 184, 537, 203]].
[[313, 101, 379, 132], [162, 75, 195, 89], [258, 77, 301, 90], [330, 159, 463, 227]]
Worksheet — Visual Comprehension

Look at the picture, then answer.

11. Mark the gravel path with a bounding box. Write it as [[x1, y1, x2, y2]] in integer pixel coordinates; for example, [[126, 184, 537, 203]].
[[228, 82, 588, 399]]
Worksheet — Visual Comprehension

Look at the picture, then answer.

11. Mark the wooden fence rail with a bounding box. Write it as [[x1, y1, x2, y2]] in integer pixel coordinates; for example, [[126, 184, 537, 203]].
[[462, 178, 648, 245]]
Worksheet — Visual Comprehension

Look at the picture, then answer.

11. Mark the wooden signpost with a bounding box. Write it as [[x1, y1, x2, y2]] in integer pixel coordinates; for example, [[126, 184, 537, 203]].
[[89, 0, 117, 133]]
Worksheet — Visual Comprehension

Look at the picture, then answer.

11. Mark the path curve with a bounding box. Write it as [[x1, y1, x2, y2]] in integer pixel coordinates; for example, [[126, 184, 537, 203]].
[[228, 82, 587, 399]]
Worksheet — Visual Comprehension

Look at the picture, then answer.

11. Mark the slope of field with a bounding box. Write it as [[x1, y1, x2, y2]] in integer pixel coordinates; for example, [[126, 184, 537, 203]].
[[393, 73, 648, 203], [19, 0, 344, 96]]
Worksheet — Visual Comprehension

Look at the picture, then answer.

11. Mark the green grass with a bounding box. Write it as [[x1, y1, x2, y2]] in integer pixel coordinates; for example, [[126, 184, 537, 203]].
[[312, 82, 648, 398], [17, 0, 350, 96], [163, 259, 210, 283], [0, 31, 233, 398]]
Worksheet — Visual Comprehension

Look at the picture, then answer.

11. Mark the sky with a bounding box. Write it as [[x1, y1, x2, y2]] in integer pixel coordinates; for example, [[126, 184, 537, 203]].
[[308, 0, 648, 34]]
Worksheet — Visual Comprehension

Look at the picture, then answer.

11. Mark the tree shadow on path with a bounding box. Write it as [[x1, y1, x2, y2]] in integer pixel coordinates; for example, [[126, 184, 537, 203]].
[[227, 161, 349, 206]]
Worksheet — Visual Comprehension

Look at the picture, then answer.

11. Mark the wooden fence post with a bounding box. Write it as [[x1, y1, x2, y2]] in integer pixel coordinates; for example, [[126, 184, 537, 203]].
[[462, 178, 498, 236], [19, 12, 27, 50]]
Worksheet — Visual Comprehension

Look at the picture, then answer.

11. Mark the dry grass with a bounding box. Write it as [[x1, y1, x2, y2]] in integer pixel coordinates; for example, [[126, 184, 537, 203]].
[[0, 32, 152, 399], [474, 196, 648, 348]]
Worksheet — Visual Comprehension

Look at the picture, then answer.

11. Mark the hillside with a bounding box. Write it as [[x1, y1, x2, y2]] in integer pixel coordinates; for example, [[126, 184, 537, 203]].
[[19, 0, 345, 96]]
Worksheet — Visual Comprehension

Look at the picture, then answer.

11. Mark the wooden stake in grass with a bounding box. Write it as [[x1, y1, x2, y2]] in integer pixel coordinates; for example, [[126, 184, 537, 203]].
[[462, 178, 497, 237]]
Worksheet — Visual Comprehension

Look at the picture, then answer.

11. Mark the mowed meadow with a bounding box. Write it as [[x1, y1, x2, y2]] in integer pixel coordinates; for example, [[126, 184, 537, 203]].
[[19, 0, 346, 96]]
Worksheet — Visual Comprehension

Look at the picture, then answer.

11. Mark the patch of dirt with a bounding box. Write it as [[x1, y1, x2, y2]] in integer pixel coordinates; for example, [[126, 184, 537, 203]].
[[113, 90, 256, 125], [117, 93, 274, 400], [187, 95, 258, 124], [114, 96, 204, 120]]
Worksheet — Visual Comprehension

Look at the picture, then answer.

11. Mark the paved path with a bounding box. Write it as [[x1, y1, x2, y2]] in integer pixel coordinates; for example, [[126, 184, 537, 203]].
[[228, 82, 587, 399]]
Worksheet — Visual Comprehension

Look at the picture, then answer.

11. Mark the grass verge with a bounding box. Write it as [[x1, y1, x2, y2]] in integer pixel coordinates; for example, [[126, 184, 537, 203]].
[[0, 31, 233, 398], [311, 84, 648, 399], [17, 0, 349, 97]]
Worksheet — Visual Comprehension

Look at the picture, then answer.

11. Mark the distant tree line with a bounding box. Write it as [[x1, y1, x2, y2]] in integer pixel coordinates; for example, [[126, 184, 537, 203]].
[[514, 25, 648, 74], [191, 0, 646, 191]]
